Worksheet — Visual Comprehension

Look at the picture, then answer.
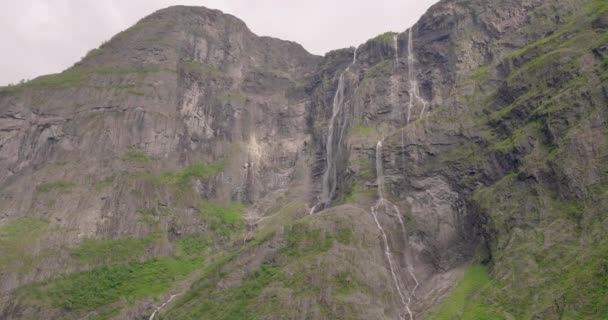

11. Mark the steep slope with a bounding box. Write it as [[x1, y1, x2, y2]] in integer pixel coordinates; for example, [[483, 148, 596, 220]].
[[0, 6, 321, 319], [0, 0, 607, 319]]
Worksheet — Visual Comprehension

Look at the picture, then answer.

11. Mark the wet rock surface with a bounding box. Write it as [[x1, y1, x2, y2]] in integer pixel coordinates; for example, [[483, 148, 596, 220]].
[[1, 0, 607, 319]]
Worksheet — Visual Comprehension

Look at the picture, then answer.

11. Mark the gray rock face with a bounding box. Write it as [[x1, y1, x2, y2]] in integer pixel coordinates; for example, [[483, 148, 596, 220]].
[[1, 0, 607, 319]]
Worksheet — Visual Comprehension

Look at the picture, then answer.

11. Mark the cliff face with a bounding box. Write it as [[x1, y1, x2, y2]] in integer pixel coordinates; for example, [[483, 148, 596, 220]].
[[1, 0, 607, 319]]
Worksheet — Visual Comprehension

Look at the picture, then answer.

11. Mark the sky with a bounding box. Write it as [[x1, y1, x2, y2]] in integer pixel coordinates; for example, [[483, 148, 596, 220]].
[[0, 0, 439, 86]]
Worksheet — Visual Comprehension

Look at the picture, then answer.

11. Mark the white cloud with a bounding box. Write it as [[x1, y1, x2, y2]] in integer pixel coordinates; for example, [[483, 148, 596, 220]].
[[0, 0, 438, 85]]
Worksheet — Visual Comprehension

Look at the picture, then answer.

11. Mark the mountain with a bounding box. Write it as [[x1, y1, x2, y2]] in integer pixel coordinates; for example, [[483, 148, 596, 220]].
[[0, 0, 607, 319]]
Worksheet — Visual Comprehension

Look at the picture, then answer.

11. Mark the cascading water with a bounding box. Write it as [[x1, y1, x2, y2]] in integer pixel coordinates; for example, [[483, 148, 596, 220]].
[[391, 34, 401, 112], [393, 33, 409, 169], [149, 294, 177, 320], [406, 27, 427, 123], [310, 48, 358, 214], [372, 141, 419, 320]]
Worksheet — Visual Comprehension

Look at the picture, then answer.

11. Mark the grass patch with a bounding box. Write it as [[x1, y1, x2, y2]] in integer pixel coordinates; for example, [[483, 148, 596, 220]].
[[0, 66, 160, 92], [553, 198, 585, 230], [333, 272, 362, 296], [70, 235, 156, 264], [335, 228, 353, 245], [122, 151, 154, 163], [178, 61, 224, 78], [134, 162, 224, 191], [280, 222, 334, 257], [349, 125, 373, 136], [348, 125, 382, 144], [508, 30, 564, 59], [81, 48, 105, 62], [28, 257, 201, 311], [489, 122, 541, 152], [88, 307, 121, 320], [35, 180, 76, 193], [428, 265, 499, 320], [176, 234, 212, 257], [0, 217, 49, 273], [161, 263, 280, 320], [373, 31, 398, 44], [198, 201, 245, 237], [471, 66, 490, 82], [136, 207, 168, 226], [93, 175, 115, 191]]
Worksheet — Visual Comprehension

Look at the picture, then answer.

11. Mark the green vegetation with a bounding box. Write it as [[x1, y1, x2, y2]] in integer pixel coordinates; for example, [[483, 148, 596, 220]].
[[81, 48, 105, 62], [490, 122, 542, 152], [0, 66, 160, 92], [508, 30, 564, 59], [428, 265, 497, 320], [136, 207, 169, 227], [335, 228, 353, 245], [333, 272, 362, 296], [35, 180, 76, 193], [349, 125, 373, 136], [337, 179, 377, 205], [122, 150, 154, 163], [93, 175, 115, 191], [70, 235, 156, 264], [0, 217, 49, 273], [164, 214, 362, 319], [110, 19, 175, 43], [348, 125, 382, 145], [88, 307, 121, 320], [178, 61, 225, 78], [364, 60, 392, 79], [176, 163, 224, 186], [28, 257, 201, 311], [471, 66, 489, 82], [586, 0, 608, 19], [176, 234, 212, 257], [135, 163, 224, 190], [373, 31, 398, 44], [280, 222, 334, 257], [162, 264, 280, 319], [198, 201, 245, 237], [428, 240, 608, 320]]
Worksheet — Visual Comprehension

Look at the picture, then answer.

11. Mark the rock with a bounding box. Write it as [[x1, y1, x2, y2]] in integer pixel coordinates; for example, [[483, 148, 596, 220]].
[[1, 0, 607, 319]]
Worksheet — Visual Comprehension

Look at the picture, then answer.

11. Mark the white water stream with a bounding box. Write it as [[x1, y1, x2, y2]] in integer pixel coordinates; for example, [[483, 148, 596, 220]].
[[311, 48, 358, 214], [148, 294, 177, 320], [393, 34, 409, 170], [392, 34, 401, 113], [407, 28, 428, 123], [372, 141, 419, 320]]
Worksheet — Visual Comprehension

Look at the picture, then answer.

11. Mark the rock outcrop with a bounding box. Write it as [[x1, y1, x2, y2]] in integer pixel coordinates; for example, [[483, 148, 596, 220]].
[[0, 0, 607, 319]]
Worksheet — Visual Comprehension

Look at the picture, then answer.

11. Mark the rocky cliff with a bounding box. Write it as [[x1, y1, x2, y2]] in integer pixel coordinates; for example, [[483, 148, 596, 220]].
[[0, 0, 607, 319]]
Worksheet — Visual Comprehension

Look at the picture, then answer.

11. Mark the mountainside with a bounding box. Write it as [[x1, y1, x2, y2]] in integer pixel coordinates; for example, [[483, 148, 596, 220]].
[[0, 0, 607, 319]]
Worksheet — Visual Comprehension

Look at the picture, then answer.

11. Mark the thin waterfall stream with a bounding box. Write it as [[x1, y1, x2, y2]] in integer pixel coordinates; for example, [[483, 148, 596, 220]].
[[310, 48, 358, 214], [393, 34, 409, 170], [372, 141, 419, 320], [149, 294, 177, 320], [407, 28, 427, 123]]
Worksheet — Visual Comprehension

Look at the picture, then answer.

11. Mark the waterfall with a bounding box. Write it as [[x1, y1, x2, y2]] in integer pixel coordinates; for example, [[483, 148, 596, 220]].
[[394, 33, 408, 170], [149, 294, 177, 320], [376, 141, 386, 198], [371, 204, 408, 320], [372, 141, 418, 320], [391, 34, 400, 113], [311, 48, 358, 214], [406, 28, 427, 123]]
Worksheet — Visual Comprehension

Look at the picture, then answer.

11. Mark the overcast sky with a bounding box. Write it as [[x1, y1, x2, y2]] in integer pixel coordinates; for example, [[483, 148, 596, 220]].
[[0, 0, 439, 86]]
